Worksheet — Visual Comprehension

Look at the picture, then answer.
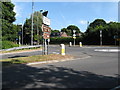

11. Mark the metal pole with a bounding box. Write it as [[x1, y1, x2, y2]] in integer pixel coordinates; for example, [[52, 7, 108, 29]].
[[47, 39, 48, 55], [73, 30, 76, 46], [31, 1, 34, 45], [74, 38, 75, 46], [22, 25, 23, 45], [19, 35, 21, 47], [37, 12, 39, 45], [45, 39, 47, 55], [100, 30, 102, 46], [115, 39, 116, 46]]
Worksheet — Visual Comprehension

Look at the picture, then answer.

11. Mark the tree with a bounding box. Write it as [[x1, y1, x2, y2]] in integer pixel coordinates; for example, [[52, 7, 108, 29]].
[[83, 19, 120, 45], [1, 2, 18, 42], [23, 11, 43, 44], [51, 30, 60, 37], [67, 25, 81, 36], [86, 19, 106, 33], [61, 28, 70, 35]]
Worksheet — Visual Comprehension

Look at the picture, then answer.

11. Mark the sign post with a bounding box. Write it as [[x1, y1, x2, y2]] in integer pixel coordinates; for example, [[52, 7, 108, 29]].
[[42, 22, 51, 55], [73, 30, 76, 46], [41, 10, 51, 55], [100, 30, 102, 46]]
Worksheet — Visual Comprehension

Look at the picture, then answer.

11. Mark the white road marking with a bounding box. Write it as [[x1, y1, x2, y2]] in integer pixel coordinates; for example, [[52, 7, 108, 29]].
[[52, 52, 59, 54], [94, 49, 120, 52]]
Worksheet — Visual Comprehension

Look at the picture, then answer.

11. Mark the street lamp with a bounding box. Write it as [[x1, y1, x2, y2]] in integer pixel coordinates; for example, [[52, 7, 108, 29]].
[[100, 30, 102, 46]]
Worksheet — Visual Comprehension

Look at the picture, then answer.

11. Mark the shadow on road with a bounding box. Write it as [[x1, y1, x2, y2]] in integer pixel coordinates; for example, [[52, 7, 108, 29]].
[[2, 64, 118, 89], [8, 55, 28, 58]]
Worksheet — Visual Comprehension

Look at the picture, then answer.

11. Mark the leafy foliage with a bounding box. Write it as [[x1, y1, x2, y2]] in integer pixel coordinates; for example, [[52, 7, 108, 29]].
[[61, 25, 81, 36], [1, 2, 19, 42], [1, 40, 18, 49], [83, 19, 120, 45], [23, 11, 43, 44]]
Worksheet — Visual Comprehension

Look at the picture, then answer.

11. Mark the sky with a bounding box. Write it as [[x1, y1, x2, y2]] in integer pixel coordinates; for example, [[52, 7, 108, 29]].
[[12, 1, 118, 32]]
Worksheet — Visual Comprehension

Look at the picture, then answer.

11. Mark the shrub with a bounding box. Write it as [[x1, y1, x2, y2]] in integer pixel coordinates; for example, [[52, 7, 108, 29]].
[[1, 41, 19, 49], [50, 37, 82, 45]]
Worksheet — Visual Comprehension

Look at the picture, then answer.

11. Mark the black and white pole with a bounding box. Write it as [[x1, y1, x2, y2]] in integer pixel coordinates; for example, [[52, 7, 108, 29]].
[[73, 30, 76, 46], [45, 39, 47, 55], [100, 30, 102, 46]]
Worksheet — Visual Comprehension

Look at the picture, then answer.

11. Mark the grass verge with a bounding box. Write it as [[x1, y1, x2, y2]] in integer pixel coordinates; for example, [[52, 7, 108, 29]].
[[1, 54, 74, 67]]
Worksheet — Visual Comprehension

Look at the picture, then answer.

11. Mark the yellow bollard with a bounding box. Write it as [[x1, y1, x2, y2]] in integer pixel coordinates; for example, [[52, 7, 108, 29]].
[[79, 42, 82, 47], [60, 44, 65, 55]]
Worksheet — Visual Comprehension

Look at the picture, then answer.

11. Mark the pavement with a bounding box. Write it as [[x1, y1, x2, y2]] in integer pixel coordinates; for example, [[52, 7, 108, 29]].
[[1, 45, 119, 89]]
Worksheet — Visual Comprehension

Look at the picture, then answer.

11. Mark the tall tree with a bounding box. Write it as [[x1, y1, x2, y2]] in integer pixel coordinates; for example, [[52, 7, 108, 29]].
[[83, 19, 120, 45], [67, 25, 81, 36], [23, 11, 43, 44], [86, 19, 106, 33], [1, 1, 17, 41]]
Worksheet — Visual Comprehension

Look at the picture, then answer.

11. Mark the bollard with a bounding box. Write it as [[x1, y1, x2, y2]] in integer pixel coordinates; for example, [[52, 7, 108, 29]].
[[60, 44, 65, 55], [69, 42, 72, 47], [79, 42, 82, 47]]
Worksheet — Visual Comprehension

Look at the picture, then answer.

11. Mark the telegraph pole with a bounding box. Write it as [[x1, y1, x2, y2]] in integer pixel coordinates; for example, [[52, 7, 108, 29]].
[[22, 24, 23, 45], [31, 1, 34, 45], [37, 12, 39, 45]]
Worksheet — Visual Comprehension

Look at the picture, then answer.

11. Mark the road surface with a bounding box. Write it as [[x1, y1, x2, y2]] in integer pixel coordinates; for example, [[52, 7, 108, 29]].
[[2, 45, 119, 88]]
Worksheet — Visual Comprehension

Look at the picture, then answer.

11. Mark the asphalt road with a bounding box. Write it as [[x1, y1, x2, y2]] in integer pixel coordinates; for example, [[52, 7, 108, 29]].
[[2, 45, 119, 89]]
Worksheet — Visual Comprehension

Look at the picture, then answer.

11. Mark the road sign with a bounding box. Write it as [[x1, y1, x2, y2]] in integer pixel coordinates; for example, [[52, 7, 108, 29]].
[[116, 38, 120, 41], [43, 16, 50, 26], [42, 24, 51, 33], [73, 34, 76, 37], [43, 32, 50, 39], [73, 37, 76, 39]]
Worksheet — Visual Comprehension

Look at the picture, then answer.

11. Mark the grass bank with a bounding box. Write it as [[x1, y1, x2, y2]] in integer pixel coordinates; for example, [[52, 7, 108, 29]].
[[1, 54, 74, 66]]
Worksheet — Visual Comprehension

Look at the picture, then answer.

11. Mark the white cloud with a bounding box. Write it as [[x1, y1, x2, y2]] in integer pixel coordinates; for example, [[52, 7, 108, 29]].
[[106, 20, 115, 23], [79, 20, 87, 25], [12, 2, 22, 18]]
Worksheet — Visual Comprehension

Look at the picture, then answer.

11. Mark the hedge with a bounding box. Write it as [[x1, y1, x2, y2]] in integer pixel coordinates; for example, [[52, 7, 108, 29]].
[[1, 41, 19, 49], [50, 37, 82, 45]]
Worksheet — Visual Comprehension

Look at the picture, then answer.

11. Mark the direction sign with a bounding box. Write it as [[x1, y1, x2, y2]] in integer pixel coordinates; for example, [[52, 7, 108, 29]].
[[73, 34, 76, 37], [43, 16, 50, 26], [42, 24, 51, 33], [73, 37, 76, 39], [116, 38, 120, 41], [43, 32, 50, 39]]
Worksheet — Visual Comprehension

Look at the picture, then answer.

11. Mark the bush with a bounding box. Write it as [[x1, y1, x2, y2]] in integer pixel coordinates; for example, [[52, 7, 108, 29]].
[[1, 41, 19, 49], [50, 37, 82, 45]]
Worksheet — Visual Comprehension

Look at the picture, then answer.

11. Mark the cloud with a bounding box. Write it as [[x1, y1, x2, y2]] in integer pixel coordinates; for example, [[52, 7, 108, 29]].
[[106, 20, 114, 23], [12, 2, 22, 18], [79, 20, 87, 25]]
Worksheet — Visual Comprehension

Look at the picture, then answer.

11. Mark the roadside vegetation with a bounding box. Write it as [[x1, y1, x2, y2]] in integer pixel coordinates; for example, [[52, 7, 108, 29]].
[[1, 54, 74, 66], [1, 41, 18, 49]]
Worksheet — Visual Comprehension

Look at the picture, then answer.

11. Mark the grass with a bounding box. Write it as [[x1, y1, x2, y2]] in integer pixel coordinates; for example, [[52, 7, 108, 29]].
[[1, 54, 74, 66]]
